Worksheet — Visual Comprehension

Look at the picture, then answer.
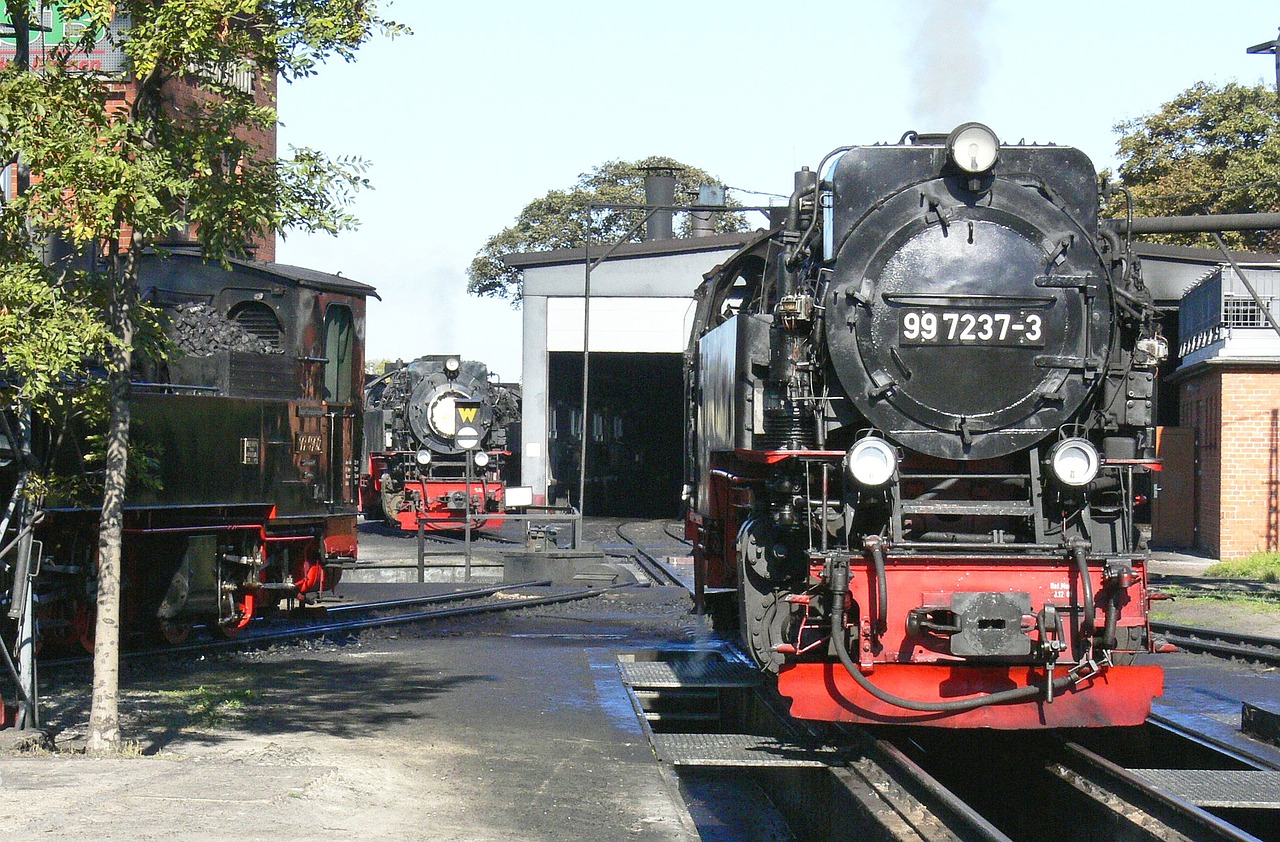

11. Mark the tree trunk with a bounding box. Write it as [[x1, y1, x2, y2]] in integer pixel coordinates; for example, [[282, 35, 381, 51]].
[[86, 243, 137, 754]]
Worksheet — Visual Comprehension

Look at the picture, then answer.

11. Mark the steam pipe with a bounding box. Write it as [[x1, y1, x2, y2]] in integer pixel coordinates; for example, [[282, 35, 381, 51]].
[[1102, 212, 1280, 235]]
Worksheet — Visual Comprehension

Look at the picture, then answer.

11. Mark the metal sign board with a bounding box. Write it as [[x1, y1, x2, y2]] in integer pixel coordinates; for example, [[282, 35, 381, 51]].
[[0, 7, 129, 76], [454, 400, 483, 450]]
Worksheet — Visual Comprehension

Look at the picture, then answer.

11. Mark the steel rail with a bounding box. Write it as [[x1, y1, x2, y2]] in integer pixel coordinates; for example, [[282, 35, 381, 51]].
[[614, 522, 688, 589], [320, 581, 551, 616], [855, 733, 1014, 841], [1151, 622, 1280, 667], [40, 583, 614, 668], [1147, 711, 1280, 773], [1053, 741, 1264, 842]]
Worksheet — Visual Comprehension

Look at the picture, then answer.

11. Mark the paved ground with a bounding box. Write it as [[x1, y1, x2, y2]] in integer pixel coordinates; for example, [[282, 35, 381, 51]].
[[0, 588, 704, 841], [3, 523, 1280, 840]]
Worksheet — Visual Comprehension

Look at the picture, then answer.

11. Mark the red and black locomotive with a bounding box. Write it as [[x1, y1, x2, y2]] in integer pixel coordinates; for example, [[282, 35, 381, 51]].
[[362, 356, 521, 532], [23, 251, 371, 647], [685, 124, 1167, 728]]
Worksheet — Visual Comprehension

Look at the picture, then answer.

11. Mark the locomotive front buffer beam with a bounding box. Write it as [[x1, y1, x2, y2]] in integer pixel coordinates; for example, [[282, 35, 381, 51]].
[[773, 542, 1162, 729]]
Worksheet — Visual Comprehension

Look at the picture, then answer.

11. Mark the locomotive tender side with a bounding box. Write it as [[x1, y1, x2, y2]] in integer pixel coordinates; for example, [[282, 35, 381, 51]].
[[29, 252, 370, 647], [686, 124, 1167, 728], [362, 356, 522, 532]]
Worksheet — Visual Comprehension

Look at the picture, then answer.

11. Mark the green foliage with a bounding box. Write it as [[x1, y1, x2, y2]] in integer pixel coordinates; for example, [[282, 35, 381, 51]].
[[1206, 552, 1280, 583], [0, 0, 400, 446], [1109, 82, 1280, 251], [468, 156, 749, 301]]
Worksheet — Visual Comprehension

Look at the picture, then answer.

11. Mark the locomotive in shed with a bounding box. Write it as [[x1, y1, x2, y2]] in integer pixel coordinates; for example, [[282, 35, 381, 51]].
[[9, 251, 372, 648], [362, 356, 524, 531], [685, 124, 1168, 728]]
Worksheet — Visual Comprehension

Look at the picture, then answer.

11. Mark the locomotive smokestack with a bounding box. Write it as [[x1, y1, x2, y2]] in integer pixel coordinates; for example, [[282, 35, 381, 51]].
[[642, 167, 676, 241]]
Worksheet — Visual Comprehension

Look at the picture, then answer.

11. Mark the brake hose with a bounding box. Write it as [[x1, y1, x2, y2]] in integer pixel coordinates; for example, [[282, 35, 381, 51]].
[[829, 560, 1079, 713]]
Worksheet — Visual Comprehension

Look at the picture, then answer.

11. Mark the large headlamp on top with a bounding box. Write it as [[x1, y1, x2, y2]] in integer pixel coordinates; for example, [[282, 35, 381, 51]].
[[443, 356, 462, 379], [946, 122, 1000, 175], [845, 437, 899, 489], [1048, 437, 1100, 488]]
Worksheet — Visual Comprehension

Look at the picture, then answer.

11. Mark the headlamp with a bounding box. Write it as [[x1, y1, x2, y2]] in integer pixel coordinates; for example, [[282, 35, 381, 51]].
[[946, 122, 1000, 175], [415, 449, 432, 466], [1048, 438, 1100, 487], [473, 451, 490, 468], [846, 437, 898, 488]]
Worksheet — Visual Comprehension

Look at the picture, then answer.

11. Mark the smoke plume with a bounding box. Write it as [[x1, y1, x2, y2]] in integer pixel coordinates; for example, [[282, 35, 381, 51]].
[[907, 0, 993, 131]]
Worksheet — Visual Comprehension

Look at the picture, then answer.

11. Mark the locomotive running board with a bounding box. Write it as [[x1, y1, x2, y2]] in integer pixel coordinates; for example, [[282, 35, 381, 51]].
[[778, 663, 1163, 729]]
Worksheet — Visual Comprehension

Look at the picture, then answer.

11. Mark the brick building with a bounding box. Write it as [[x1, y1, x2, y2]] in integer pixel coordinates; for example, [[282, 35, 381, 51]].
[[2, 7, 277, 259], [1168, 254, 1280, 559]]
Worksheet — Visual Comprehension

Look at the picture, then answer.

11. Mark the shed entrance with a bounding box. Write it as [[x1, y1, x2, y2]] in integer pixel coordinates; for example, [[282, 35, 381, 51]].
[[547, 351, 683, 518]]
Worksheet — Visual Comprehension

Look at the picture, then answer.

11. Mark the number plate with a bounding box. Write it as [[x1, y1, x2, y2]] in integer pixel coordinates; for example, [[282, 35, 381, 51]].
[[897, 309, 1046, 347]]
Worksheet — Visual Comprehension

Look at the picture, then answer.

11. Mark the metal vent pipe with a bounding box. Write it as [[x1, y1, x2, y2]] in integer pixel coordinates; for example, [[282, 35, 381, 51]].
[[642, 168, 676, 241]]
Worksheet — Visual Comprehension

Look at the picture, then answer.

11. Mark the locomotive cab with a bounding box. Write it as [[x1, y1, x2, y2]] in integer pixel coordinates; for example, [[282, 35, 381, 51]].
[[686, 124, 1166, 728]]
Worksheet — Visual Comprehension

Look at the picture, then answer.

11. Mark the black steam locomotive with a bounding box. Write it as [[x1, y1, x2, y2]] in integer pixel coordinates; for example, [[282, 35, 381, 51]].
[[362, 356, 523, 531], [686, 124, 1167, 728], [4, 251, 371, 648]]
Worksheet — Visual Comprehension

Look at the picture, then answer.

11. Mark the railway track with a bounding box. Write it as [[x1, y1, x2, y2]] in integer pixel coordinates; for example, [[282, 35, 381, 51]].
[[619, 645, 1012, 841], [610, 521, 689, 589], [1047, 740, 1267, 841], [41, 581, 616, 668], [622, 627, 1280, 841], [1151, 622, 1280, 667]]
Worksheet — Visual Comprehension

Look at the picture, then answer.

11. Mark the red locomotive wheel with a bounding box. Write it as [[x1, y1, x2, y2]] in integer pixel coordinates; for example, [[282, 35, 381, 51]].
[[158, 619, 193, 645], [209, 619, 242, 639], [73, 601, 95, 654]]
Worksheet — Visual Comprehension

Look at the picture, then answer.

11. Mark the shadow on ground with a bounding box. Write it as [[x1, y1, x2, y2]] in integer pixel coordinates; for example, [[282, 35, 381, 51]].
[[39, 646, 492, 754]]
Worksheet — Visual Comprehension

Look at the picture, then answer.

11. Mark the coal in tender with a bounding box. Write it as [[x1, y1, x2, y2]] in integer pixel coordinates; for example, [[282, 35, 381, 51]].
[[167, 304, 283, 356]]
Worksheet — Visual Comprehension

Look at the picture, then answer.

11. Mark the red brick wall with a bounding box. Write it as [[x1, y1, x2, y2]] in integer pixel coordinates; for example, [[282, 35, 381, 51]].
[[1183, 366, 1280, 559], [151, 71, 278, 261], [106, 69, 277, 260]]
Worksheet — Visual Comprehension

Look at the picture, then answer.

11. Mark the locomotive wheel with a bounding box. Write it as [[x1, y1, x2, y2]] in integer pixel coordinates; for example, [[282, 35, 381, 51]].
[[73, 601, 96, 654], [158, 619, 193, 645], [209, 618, 242, 639], [381, 487, 405, 527], [736, 519, 798, 673]]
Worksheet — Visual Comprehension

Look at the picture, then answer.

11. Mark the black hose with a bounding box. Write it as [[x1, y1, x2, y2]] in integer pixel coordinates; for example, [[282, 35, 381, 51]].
[[829, 560, 1077, 713], [863, 535, 888, 633], [1101, 587, 1120, 651], [1071, 539, 1095, 637]]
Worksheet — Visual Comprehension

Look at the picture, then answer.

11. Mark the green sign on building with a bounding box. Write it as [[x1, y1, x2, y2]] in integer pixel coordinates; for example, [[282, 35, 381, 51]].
[[0, 5, 128, 74]]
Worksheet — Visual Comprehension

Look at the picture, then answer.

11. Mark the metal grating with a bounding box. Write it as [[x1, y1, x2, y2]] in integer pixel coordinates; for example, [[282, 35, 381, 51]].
[[1129, 769, 1280, 809], [231, 301, 283, 349], [619, 659, 761, 689], [652, 733, 844, 768]]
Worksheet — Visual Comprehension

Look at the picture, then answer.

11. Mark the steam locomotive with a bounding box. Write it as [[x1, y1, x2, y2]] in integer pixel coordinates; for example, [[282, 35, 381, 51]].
[[685, 124, 1167, 728], [5, 251, 371, 648], [362, 356, 523, 531]]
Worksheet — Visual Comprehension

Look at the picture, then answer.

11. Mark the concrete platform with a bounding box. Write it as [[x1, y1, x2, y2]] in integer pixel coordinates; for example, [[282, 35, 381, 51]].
[[1148, 549, 1220, 577]]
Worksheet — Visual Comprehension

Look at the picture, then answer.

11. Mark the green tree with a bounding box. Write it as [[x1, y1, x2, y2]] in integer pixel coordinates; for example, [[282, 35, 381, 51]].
[[0, 0, 403, 753], [1110, 81, 1280, 251], [467, 156, 748, 301]]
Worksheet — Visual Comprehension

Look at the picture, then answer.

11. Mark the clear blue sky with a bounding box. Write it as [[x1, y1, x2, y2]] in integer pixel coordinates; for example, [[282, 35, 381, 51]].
[[275, 0, 1280, 380]]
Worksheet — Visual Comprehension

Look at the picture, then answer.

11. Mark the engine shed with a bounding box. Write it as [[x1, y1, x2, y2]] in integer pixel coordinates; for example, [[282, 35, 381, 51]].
[[506, 232, 754, 517]]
